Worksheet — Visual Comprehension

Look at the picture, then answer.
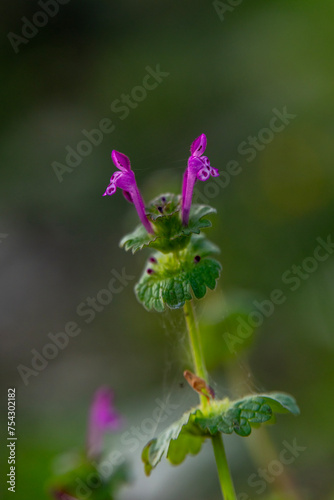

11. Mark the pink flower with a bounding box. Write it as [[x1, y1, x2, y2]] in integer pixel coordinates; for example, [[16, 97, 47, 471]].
[[182, 134, 219, 225], [103, 150, 154, 234], [87, 386, 122, 459]]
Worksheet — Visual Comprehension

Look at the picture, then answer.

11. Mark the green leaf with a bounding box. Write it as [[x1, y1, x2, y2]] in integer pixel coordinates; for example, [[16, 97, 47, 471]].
[[179, 203, 217, 236], [135, 235, 221, 311], [142, 411, 206, 476], [120, 193, 217, 254], [260, 392, 300, 415], [196, 393, 300, 437], [142, 393, 299, 475]]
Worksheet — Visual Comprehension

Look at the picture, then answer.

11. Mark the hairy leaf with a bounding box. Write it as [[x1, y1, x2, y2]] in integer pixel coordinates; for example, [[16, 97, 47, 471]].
[[142, 411, 206, 476], [142, 393, 299, 475], [135, 235, 221, 311]]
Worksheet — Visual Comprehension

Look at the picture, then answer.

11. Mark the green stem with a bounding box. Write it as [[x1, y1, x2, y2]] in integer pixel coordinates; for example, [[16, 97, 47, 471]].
[[212, 433, 237, 500], [183, 300, 207, 382], [183, 300, 237, 500]]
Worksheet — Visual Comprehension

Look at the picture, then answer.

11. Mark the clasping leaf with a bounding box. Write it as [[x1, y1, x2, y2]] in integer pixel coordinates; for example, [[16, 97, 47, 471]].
[[135, 235, 221, 311], [120, 193, 217, 254], [142, 393, 299, 475]]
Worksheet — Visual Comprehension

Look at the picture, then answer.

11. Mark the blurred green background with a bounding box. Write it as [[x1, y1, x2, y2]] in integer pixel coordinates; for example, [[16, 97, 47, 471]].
[[1, 1, 334, 499]]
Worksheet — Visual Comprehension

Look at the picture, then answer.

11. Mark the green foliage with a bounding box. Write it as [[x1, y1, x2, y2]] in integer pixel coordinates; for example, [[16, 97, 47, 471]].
[[142, 411, 206, 476], [135, 235, 221, 311], [196, 393, 299, 436], [142, 393, 299, 475], [120, 193, 216, 254]]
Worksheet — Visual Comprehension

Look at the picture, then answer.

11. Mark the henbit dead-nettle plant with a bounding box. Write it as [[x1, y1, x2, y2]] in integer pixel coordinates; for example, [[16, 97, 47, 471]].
[[103, 134, 300, 500]]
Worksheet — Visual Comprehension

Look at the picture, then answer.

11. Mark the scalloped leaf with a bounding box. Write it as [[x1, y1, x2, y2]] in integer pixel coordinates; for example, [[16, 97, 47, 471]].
[[135, 235, 221, 311], [120, 193, 216, 254], [142, 411, 206, 476], [142, 393, 299, 475]]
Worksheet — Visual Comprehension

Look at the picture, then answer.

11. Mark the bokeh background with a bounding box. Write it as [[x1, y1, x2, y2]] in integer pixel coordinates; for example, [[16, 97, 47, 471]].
[[1, 1, 334, 499]]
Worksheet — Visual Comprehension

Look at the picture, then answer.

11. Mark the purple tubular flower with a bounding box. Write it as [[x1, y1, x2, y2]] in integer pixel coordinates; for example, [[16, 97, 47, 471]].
[[182, 134, 219, 225], [87, 386, 122, 459], [103, 150, 154, 234]]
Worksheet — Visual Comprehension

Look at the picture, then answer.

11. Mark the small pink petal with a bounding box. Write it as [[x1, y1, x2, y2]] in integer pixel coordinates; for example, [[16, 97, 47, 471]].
[[110, 171, 123, 182], [103, 182, 117, 196], [190, 134, 207, 157], [111, 150, 131, 171], [210, 167, 219, 177], [197, 166, 211, 181]]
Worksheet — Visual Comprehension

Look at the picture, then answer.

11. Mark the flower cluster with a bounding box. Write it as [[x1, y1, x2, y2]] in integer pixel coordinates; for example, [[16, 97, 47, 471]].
[[51, 387, 123, 500], [103, 134, 219, 231]]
